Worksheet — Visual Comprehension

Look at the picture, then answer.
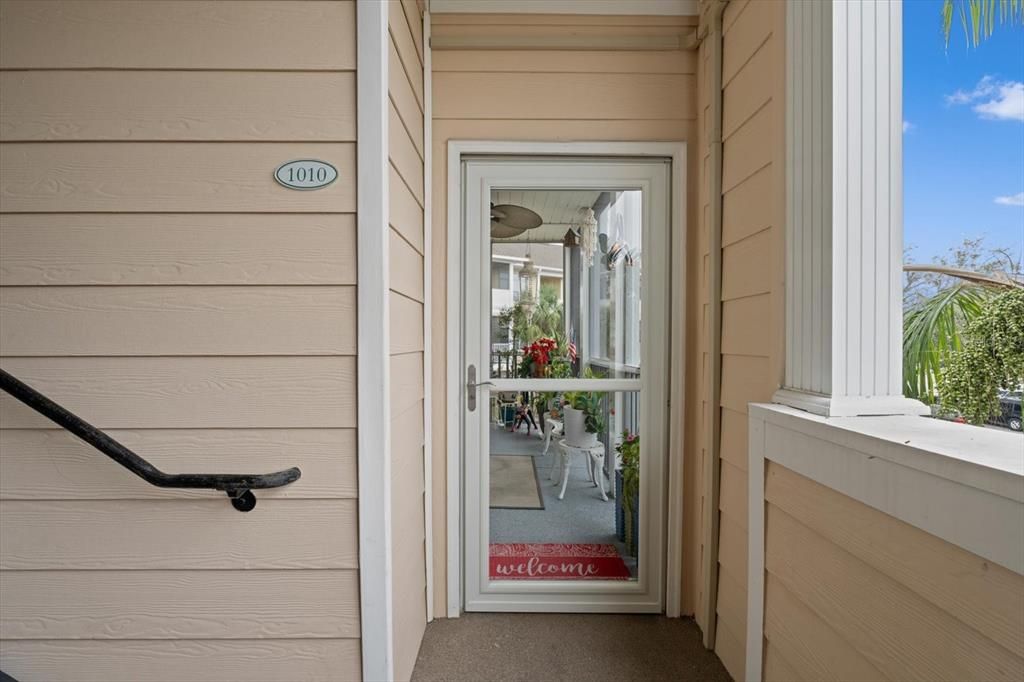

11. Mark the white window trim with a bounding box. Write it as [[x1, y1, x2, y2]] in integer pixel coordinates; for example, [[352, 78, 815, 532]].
[[445, 140, 688, 618], [422, 7, 435, 623]]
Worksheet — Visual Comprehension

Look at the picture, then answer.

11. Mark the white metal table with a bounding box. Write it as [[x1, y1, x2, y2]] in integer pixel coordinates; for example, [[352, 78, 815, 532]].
[[541, 418, 563, 455], [551, 439, 608, 501]]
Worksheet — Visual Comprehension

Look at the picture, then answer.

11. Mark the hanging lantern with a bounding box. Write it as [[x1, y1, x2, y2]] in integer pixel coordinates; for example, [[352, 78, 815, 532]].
[[518, 256, 539, 315], [574, 207, 599, 266]]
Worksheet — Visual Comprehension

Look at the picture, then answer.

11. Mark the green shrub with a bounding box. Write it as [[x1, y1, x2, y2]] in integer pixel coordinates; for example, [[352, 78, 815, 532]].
[[939, 288, 1024, 424]]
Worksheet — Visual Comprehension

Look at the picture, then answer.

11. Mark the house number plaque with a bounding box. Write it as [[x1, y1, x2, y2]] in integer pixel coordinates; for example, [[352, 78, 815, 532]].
[[274, 159, 338, 190]]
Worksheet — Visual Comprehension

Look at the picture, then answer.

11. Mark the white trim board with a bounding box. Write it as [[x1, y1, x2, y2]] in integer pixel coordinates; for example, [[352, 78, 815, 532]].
[[429, 0, 699, 15], [356, 1, 393, 679], [422, 7, 435, 624], [444, 140, 687, 617], [746, 403, 1024, 682]]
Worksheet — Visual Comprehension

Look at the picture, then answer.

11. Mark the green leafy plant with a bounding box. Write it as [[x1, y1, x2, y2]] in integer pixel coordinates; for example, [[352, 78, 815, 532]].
[[562, 368, 606, 435], [498, 284, 564, 352], [939, 288, 1024, 424], [569, 392, 605, 435], [903, 238, 1022, 403], [903, 284, 989, 402], [942, 0, 1024, 48], [616, 431, 640, 550], [535, 354, 571, 418]]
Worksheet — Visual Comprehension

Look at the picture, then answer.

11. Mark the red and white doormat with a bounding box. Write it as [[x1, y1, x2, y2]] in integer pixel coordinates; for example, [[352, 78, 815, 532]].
[[489, 543, 630, 580]]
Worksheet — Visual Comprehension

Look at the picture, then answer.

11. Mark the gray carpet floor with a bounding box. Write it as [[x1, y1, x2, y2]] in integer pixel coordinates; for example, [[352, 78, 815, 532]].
[[411, 613, 732, 682], [489, 424, 636, 576]]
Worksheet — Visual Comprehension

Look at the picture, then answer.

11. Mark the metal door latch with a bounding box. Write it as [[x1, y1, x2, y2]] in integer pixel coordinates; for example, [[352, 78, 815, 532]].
[[466, 364, 494, 411]]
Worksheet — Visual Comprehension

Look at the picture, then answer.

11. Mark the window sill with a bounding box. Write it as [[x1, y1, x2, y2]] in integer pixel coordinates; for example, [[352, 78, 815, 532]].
[[751, 402, 1023, 501], [748, 402, 1024, 574]]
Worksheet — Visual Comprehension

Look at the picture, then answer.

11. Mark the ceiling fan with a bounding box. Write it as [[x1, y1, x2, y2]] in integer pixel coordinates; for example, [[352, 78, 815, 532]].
[[491, 203, 543, 238]]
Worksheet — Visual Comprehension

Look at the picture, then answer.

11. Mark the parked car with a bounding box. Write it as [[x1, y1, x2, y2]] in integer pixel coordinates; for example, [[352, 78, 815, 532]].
[[988, 390, 1022, 432]]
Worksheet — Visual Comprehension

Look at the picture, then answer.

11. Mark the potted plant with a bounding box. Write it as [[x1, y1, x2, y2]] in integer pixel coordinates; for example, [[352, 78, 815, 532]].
[[561, 372, 605, 447], [615, 430, 640, 557], [520, 337, 559, 378]]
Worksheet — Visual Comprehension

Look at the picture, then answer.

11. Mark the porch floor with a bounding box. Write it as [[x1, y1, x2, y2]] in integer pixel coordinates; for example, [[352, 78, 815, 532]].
[[411, 613, 730, 682]]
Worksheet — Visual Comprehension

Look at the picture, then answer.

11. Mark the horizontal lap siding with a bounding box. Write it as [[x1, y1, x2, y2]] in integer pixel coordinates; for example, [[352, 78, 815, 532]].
[[430, 11, 701, 620], [764, 462, 1024, 681], [0, 640, 361, 682], [713, 0, 785, 676], [389, 2, 428, 680], [0, 3, 361, 681], [0, 143, 356, 212], [0, 71, 356, 141], [0, 214, 356, 286]]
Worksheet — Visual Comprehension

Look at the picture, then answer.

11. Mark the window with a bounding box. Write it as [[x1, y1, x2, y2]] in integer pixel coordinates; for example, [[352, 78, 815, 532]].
[[491, 262, 510, 290], [490, 315, 509, 348], [587, 191, 642, 370]]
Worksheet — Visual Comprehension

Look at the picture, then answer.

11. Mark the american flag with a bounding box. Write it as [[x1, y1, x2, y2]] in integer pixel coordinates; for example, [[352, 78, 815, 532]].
[[567, 327, 577, 362]]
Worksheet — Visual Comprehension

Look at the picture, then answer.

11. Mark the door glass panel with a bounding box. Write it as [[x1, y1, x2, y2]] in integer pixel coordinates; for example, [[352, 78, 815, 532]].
[[488, 390, 641, 582], [465, 158, 668, 611], [486, 188, 646, 584], [489, 189, 643, 381]]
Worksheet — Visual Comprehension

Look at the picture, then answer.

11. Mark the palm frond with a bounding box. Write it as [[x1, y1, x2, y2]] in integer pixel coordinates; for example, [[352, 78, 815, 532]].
[[903, 284, 988, 401], [942, 0, 1024, 48]]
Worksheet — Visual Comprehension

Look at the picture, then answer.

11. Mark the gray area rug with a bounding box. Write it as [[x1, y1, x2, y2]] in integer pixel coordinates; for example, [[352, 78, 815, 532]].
[[490, 455, 544, 509]]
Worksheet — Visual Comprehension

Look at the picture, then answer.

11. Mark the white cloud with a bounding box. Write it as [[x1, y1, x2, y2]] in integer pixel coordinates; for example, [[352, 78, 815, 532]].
[[902, 120, 914, 133], [995, 192, 1024, 206], [975, 82, 1024, 121], [947, 76, 1024, 122]]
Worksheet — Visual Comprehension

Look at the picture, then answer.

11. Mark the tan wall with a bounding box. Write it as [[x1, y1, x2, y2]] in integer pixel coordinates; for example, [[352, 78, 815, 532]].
[[702, 0, 787, 678], [0, 2, 360, 679], [429, 12, 704, 617], [763, 462, 1024, 682], [388, 1, 428, 679]]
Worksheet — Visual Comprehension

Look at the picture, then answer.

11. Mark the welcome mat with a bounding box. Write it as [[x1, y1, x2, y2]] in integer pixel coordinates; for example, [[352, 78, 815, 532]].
[[490, 543, 630, 580], [490, 455, 544, 509]]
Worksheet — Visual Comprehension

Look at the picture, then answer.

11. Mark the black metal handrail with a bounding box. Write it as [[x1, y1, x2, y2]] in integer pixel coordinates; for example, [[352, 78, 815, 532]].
[[0, 368, 300, 511]]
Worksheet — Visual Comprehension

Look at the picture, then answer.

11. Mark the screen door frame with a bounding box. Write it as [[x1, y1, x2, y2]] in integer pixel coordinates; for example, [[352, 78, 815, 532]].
[[444, 141, 687, 617]]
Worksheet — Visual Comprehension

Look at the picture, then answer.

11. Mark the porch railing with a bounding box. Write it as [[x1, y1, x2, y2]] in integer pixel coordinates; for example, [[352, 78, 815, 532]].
[[0, 368, 301, 511]]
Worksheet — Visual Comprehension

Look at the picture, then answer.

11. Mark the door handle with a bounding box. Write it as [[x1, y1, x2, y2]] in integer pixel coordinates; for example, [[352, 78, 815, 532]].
[[466, 365, 494, 412]]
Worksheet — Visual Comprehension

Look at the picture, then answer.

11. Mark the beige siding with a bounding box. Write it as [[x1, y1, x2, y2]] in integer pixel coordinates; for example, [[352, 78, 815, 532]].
[[429, 11, 703, 619], [764, 463, 1024, 682], [708, 0, 786, 675], [389, 2, 428, 680], [0, 2, 360, 680]]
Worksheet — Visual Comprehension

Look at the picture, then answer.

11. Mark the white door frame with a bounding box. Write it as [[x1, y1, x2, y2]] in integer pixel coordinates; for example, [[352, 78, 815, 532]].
[[445, 141, 687, 617]]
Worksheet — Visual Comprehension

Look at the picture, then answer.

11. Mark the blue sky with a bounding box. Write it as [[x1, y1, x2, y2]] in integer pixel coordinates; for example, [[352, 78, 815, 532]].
[[903, 0, 1024, 264]]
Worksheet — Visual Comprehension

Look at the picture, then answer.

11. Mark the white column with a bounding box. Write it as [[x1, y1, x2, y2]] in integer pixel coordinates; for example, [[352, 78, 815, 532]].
[[775, 0, 927, 417]]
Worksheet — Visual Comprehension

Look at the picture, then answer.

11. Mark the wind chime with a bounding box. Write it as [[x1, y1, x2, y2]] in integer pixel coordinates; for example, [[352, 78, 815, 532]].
[[574, 207, 599, 267]]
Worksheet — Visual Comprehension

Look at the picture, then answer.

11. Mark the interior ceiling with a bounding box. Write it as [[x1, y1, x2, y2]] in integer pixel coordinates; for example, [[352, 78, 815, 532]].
[[491, 189, 602, 243]]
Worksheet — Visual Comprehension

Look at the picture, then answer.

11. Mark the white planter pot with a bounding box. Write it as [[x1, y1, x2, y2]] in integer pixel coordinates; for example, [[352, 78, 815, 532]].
[[563, 406, 598, 447]]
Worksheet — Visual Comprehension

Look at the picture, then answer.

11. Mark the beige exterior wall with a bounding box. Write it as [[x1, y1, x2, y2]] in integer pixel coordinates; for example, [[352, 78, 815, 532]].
[[763, 462, 1024, 682], [0, 2, 360, 680], [388, 1, 429, 679], [429, 12, 704, 617], [701, 0, 787, 678]]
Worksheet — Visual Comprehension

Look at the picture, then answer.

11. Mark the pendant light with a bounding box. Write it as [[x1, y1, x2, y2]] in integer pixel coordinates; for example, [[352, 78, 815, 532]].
[[518, 249, 539, 316]]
